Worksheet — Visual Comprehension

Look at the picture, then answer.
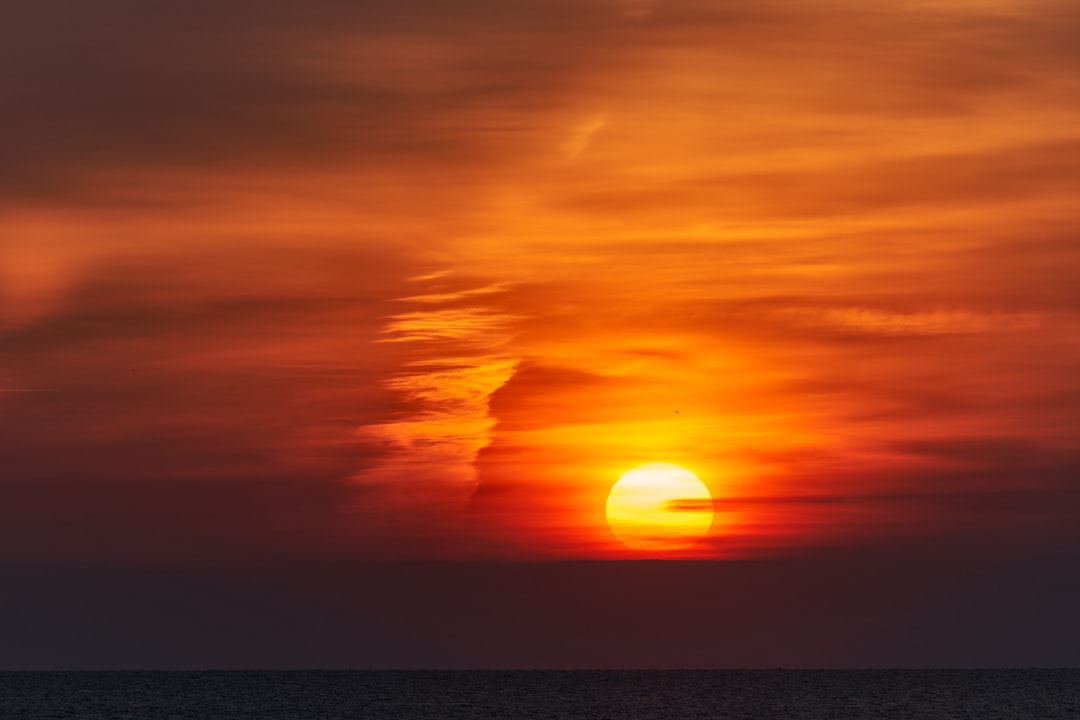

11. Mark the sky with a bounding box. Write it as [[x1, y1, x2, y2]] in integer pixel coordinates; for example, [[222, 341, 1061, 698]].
[[2, 0, 1080, 669]]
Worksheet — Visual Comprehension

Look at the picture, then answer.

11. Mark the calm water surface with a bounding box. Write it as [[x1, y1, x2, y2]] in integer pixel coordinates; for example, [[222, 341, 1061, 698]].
[[1, 670, 1078, 719]]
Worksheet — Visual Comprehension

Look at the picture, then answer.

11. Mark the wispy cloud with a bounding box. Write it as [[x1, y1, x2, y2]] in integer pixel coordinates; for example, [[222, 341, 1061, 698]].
[[396, 282, 514, 305], [782, 307, 1045, 336], [352, 279, 519, 518]]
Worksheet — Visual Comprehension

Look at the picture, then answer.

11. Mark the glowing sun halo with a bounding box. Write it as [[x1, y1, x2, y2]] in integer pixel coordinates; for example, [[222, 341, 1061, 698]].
[[605, 463, 714, 552]]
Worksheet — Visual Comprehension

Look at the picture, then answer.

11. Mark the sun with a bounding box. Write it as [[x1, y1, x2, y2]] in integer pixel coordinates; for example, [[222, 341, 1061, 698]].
[[605, 462, 714, 552]]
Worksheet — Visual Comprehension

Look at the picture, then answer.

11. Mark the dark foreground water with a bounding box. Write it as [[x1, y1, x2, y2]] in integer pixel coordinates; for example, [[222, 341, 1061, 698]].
[[1, 670, 1078, 720]]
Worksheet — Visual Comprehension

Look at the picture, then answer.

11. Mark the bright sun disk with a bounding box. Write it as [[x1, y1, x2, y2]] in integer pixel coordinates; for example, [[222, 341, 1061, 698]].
[[605, 462, 714, 552]]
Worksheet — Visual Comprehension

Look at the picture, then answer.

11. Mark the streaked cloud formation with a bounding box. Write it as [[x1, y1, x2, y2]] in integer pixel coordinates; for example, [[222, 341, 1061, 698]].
[[2, 0, 1079, 566]]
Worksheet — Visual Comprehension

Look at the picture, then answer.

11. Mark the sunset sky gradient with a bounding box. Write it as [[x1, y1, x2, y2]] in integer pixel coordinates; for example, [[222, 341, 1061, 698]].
[[3, 0, 1080, 668]]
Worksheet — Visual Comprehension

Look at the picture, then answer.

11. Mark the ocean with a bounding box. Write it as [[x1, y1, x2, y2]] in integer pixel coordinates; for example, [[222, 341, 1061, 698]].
[[1, 669, 1077, 719]]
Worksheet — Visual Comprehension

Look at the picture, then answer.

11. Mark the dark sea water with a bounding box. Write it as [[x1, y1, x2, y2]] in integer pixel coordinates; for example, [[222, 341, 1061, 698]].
[[1, 670, 1078, 720]]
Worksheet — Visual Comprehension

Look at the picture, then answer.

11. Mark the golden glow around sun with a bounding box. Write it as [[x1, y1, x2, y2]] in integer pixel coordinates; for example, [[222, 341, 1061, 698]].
[[605, 463, 714, 552]]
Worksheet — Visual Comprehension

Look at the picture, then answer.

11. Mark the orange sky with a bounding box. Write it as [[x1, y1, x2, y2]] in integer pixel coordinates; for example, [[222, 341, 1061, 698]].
[[3, 0, 1080, 566]]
